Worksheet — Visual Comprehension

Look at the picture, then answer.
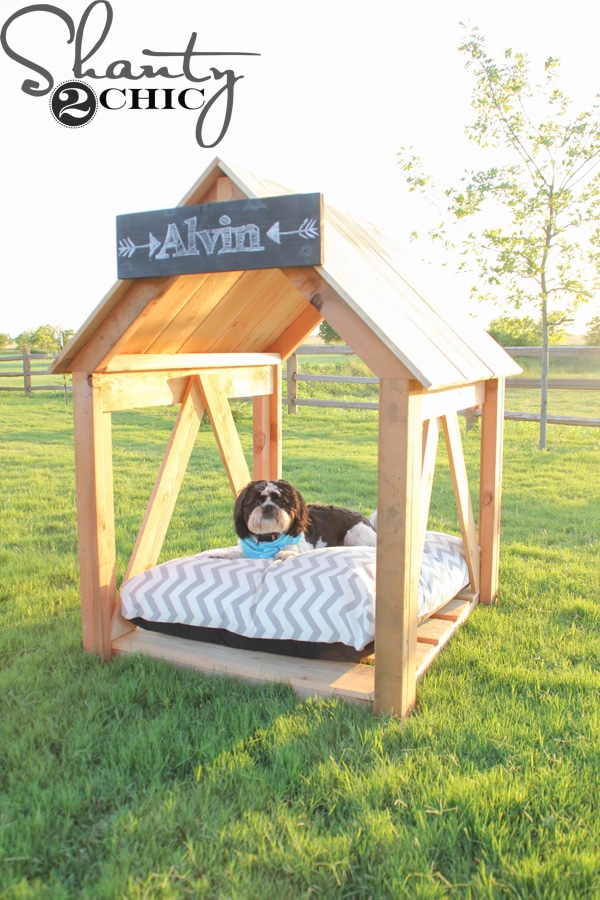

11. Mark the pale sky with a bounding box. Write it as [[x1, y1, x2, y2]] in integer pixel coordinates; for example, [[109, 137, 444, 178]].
[[2, 0, 599, 338]]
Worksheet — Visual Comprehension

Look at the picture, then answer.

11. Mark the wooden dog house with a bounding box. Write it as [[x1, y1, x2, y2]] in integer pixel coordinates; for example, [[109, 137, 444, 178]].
[[51, 157, 520, 718]]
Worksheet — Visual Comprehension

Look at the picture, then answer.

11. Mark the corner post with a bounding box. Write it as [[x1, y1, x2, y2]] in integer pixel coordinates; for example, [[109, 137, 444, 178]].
[[375, 379, 422, 717], [479, 377, 506, 604], [72, 372, 116, 660], [253, 363, 282, 480]]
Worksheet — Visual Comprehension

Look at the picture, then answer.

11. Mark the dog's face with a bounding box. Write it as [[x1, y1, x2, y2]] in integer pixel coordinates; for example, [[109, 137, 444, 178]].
[[234, 480, 309, 539]]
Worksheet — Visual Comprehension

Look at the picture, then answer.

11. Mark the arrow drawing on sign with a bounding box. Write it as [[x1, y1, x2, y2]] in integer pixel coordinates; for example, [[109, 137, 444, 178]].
[[266, 217, 319, 245], [118, 233, 162, 259]]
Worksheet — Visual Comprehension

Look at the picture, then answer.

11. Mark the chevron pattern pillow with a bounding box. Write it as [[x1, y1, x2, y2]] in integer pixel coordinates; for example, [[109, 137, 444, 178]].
[[120, 532, 469, 652]]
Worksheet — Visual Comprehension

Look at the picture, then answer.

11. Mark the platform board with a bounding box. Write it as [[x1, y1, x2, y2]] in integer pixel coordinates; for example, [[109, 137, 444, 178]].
[[111, 592, 479, 706]]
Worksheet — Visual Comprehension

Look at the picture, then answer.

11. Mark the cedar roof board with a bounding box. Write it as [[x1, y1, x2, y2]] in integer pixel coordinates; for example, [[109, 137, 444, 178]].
[[51, 157, 520, 388]]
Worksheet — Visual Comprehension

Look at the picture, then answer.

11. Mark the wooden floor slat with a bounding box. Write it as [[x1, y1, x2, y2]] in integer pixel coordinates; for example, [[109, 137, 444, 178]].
[[112, 592, 480, 706], [112, 629, 375, 704]]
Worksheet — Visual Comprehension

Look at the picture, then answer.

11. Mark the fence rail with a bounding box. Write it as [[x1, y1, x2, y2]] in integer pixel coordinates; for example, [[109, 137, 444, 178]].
[[0, 348, 69, 397], [285, 345, 600, 427], [2, 345, 598, 428]]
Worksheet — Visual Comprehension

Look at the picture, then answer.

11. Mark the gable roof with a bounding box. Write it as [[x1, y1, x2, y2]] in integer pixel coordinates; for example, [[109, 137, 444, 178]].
[[51, 157, 520, 389]]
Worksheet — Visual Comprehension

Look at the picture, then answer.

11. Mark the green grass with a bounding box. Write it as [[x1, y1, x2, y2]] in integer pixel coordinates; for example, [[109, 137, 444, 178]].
[[1, 391, 600, 898]]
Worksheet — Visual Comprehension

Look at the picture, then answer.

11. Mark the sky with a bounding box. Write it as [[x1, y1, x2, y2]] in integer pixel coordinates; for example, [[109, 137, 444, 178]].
[[1, 0, 600, 339]]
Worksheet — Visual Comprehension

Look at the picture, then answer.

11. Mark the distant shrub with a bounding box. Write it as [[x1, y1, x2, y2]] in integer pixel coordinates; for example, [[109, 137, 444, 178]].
[[487, 314, 569, 346], [584, 315, 600, 345]]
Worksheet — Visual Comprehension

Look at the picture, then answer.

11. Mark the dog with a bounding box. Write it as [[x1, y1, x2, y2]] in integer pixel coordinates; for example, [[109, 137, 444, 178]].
[[209, 479, 377, 560]]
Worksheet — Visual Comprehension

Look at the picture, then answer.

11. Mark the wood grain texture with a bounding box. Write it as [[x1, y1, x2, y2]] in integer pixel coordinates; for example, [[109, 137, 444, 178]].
[[54, 158, 520, 391], [124, 377, 205, 583], [479, 377, 506, 604], [197, 372, 251, 495], [72, 373, 116, 659], [111, 592, 478, 705], [96, 366, 274, 412], [442, 412, 480, 595], [252, 363, 282, 480], [104, 352, 281, 372], [420, 417, 440, 541], [374, 379, 422, 717], [112, 629, 375, 704]]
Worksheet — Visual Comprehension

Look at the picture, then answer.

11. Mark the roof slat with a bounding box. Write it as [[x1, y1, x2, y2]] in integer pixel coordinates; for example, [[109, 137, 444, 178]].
[[51, 157, 520, 388], [144, 270, 244, 355], [365, 221, 521, 380], [118, 272, 213, 355], [318, 211, 461, 388], [336, 212, 495, 382], [178, 269, 275, 353]]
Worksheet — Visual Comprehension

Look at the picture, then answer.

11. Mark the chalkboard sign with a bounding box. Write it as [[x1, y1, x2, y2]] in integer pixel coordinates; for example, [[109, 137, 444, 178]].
[[117, 193, 323, 279]]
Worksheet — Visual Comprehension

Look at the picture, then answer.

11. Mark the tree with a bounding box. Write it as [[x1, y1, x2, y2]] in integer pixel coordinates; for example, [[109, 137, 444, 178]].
[[584, 314, 600, 345], [15, 325, 71, 355], [399, 27, 600, 448], [487, 313, 570, 346], [318, 321, 343, 344], [0, 333, 12, 349]]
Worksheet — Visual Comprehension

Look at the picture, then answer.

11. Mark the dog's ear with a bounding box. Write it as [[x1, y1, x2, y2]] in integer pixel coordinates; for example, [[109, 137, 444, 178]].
[[280, 481, 309, 536], [233, 483, 253, 538]]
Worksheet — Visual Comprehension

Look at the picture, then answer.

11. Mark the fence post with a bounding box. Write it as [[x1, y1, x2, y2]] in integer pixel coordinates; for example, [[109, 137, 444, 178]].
[[23, 347, 32, 397], [286, 353, 298, 414]]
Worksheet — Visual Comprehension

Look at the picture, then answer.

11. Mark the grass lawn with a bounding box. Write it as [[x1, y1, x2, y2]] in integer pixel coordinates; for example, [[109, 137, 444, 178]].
[[1, 390, 599, 899]]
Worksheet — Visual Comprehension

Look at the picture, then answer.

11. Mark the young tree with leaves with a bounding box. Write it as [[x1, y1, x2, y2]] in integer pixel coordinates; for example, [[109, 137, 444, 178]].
[[399, 27, 600, 449]]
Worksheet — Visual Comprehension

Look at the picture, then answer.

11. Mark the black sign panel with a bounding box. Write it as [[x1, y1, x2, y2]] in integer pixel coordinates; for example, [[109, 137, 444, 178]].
[[116, 193, 323, 279]]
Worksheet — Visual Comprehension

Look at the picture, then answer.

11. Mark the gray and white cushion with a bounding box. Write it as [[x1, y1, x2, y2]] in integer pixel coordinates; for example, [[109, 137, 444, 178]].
[[120, 531, 470, 652]]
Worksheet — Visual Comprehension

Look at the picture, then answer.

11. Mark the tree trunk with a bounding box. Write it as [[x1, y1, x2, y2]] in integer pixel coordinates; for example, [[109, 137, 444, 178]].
[[539, 302, 549, 450]]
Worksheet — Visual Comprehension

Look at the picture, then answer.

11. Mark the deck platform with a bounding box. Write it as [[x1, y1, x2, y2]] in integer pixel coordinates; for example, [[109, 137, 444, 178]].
[[112, 591, 478, 706]]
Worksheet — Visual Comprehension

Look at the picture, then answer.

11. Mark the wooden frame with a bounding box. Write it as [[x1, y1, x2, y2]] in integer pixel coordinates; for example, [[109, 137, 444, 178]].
[[54, 160, 516, 718], [81, 361, 503, 718]]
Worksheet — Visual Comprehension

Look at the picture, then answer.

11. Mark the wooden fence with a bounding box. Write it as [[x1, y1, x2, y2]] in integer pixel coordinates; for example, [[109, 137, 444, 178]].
[[0, 348, 69, 397], [2, 344, 598, 427], [285, 345, 600, 427]]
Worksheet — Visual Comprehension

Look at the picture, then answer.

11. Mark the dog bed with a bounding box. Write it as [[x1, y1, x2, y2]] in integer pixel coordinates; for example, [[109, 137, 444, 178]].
[[120, 531, 470, 662]]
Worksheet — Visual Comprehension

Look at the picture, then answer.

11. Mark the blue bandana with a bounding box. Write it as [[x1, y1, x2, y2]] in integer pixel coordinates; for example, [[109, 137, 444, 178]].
[[239, 533, 302, 559]]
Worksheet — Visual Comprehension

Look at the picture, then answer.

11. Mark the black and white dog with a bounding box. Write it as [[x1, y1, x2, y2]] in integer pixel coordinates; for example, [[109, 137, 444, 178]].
[[210, 479, 377, 560]]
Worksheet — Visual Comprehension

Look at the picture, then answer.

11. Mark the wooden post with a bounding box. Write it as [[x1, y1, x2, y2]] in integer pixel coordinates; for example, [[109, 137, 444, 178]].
[[23, 347, 32, 397], [72, 372, 116, 659], [270, 362, 282, 478], [253, 363, 282, 480], [479, 378, 506, 604], [286, 353, 298, 414], [374, 379, 422, 717], [253, 394, 271, 479]]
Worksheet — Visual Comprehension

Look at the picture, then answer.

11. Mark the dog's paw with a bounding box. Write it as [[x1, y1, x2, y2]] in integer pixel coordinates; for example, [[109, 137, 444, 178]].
[[275, 547, 300, 561], [205, 546, 242, 559]]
